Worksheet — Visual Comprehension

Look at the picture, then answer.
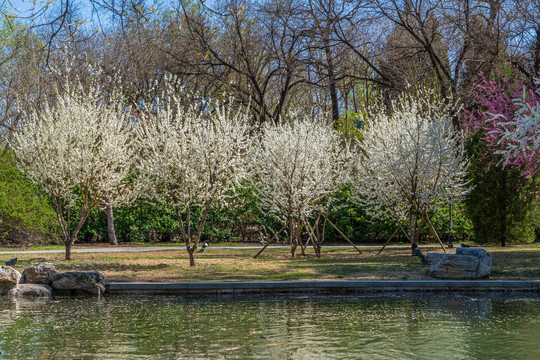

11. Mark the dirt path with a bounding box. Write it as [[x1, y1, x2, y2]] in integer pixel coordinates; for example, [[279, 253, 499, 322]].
[[0, 244, 442, 255]]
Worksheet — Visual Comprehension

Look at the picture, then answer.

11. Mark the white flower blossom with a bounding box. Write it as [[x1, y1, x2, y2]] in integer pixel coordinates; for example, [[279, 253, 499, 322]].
[[250, 117, 355, 256], [13, 81, 135, 259], [135, 96, 252, 266], [357, 94, 470, 252]]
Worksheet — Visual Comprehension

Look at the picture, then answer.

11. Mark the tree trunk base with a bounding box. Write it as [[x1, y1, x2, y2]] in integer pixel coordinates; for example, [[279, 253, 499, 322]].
[[65, 242, 72, 261], [188, 249, 196, 266], [411, 242, 419, 256]]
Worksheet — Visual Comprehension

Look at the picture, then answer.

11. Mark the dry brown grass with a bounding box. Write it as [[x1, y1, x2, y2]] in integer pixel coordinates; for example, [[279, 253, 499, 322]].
[[8, 245, 540, 282]]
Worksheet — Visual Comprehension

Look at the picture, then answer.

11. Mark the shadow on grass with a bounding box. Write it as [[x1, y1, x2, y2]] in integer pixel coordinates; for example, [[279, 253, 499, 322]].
[[54, 263, 171, 272], [13, 246, 539, 282]]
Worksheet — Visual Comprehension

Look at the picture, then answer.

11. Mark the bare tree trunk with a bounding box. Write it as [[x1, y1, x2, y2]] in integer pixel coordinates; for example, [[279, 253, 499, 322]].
[[410, 214, 426, 255], [314, 214, 323, 255], [323, 30, 339, 124], [290, 218, 297, 258], [105, 196, 118, 246], [300, 234, 309, 256], [63, 208, 92, 261], [500, 170, 507, 247], [188, 248, 195, 267], [65, 239, 72, 260], [299, 223, 306, 256], [411, 236, 419, 255]]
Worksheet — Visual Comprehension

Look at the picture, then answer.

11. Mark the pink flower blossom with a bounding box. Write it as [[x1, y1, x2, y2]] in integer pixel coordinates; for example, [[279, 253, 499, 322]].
[[466, 69, 540, 177]]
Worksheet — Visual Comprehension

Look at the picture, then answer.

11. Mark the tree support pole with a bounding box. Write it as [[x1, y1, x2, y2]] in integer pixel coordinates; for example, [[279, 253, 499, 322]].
[[377, 226, 400, 255], [323, 215, 362, 254], [425, 214, 447, 253], [303, 219, 321, 258], [377, 221, 409, 255], [253, 224, 288, 258]]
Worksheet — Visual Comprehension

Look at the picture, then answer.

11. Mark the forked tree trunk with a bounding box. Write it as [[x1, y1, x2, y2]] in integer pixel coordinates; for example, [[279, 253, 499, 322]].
[[290, 219, 297, 258], [290, 240, 297, 258], [173, 198, 213, 267], [58, 205, 92, 261]]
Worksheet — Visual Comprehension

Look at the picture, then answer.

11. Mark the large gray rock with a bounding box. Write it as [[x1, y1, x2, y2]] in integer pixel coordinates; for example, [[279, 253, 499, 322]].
[[8, 284, 53, 298], [456, 248, 492, 278], [426, 248, 492, 279], [0, 266, 22, 295], [22, 263, 58, 285], [51, 271, 107, 296]]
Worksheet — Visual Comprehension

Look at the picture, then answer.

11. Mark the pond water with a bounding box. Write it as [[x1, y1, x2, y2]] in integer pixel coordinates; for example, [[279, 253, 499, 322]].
[[0, 295, 539, 359]]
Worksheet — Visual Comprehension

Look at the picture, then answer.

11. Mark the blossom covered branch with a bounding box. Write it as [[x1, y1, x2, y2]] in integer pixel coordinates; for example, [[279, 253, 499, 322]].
[[13, 81, 135, 259], [357, 93, 470, 253], [250, 118, 355, 257], [135, 94, 252, 266], [468, 71, 540, 177]]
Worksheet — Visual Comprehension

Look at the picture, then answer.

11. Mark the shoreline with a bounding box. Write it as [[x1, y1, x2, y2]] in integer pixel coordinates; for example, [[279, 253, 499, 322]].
[[107, 279, 540, 296]]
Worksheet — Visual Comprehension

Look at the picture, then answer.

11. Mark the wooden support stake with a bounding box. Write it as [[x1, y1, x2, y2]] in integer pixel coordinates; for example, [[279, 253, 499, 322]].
[[377, 226, 400, 255], [376, 220, 409, 255], [323, 216, 362, 254], [425, 214, 447, 253], [253, 224, 287, 258], [303, 219, 321, 258], [321, 216, 327, 243]]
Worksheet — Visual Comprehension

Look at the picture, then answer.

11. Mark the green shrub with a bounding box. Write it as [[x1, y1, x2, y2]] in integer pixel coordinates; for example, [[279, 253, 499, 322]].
[[79, 200, 180, 243], [428, 202, 475, 244], [0, 149, 57, 245]]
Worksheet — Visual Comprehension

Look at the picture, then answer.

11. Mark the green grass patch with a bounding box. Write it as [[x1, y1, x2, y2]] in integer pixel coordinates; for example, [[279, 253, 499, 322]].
[[5, 244, 540, 282]]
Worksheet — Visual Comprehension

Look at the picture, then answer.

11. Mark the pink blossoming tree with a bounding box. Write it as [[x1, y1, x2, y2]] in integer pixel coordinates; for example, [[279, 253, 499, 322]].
[[467, 70, 540, 178]]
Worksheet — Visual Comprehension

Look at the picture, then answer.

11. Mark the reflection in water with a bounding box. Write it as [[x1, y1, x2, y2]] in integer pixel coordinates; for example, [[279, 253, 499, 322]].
[[0, 294, 538, 359]]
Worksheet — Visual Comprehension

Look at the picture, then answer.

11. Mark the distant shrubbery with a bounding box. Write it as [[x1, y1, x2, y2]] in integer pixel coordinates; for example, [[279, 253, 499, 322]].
[[0, 149, 57, 246], [75, 184, 475, 246]]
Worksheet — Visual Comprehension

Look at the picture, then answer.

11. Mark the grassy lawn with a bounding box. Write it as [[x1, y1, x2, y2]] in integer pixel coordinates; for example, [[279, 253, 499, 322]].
[[4, 244, 540, 282], [0, 241, 257, 252]]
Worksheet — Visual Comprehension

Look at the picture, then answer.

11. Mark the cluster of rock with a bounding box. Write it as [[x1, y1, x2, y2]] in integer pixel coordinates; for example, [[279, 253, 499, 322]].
[[426, 248, 492, 279], [0, 263, 107, 298]]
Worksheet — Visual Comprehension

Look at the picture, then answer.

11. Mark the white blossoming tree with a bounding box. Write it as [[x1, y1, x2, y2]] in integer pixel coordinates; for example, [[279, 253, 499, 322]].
[[136, 100, 252, 266], [251, 118, 359, 258], [13, 82, 135, 260], [357, 94, 470, 254]]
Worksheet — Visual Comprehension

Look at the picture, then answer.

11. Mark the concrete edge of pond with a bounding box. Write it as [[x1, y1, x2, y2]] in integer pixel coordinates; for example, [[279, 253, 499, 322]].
[[107, 280, 540, 296]]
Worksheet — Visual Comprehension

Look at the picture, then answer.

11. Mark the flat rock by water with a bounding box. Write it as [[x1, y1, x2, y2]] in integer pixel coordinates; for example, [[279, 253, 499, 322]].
[[51, 271, 107, 296], [426, 248, 492, 279], [22, 263, 58, 285], [8, 284, 53, 298]]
